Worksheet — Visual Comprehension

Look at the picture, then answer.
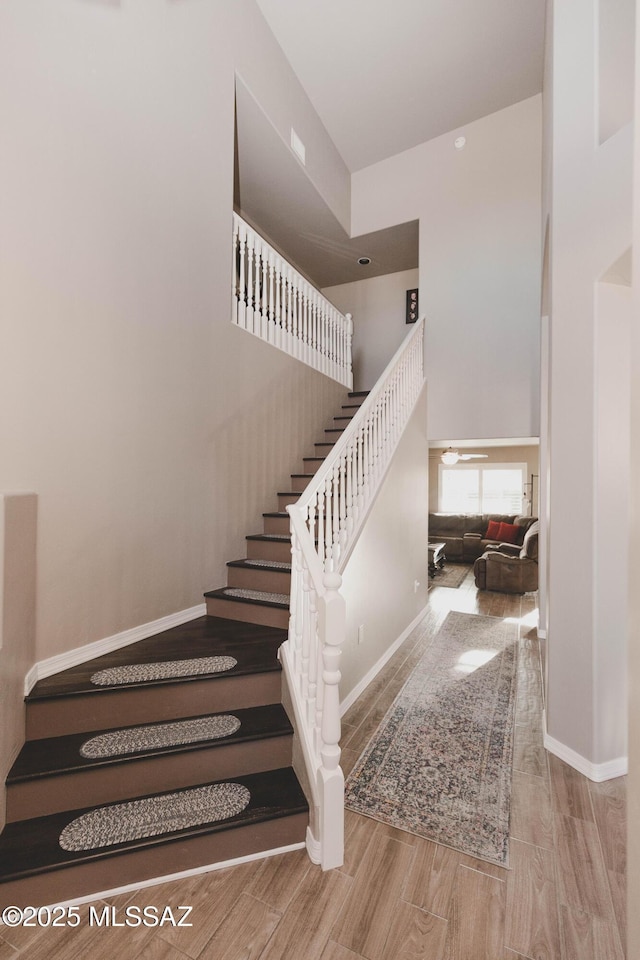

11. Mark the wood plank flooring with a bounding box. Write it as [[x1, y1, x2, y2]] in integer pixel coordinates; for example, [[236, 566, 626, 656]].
[[1, 570, 626, 959]]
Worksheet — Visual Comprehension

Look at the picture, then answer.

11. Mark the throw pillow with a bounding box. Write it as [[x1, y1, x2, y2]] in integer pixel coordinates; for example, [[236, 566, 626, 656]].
[[485, 520, 501, 540], [497, 521, 520, 544]]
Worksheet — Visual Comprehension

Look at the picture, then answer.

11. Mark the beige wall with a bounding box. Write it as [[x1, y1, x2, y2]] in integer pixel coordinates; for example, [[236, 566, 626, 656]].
[[322, 269, 420, 391], [0, 495, 37, 830], [428, 445, 540, 515], [0, 0, 346, 664], [351, 96, 542, 442], [340, 388, 429, 700]]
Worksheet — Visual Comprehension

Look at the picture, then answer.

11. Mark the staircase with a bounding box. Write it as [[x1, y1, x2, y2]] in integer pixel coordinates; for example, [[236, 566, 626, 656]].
[[0, 391, 367, 909]]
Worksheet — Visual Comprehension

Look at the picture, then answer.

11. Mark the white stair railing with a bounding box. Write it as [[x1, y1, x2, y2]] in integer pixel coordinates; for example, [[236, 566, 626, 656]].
[[232, 212, 353, 389], [281, 318, 425, 869]]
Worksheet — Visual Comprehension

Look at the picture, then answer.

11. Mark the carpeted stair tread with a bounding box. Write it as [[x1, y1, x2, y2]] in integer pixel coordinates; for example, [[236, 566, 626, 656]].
[[204, 588, 289, 609], [28, 617, 285, 701], [58, 782, 252, 852], [8, 704, 292, 782], [227, 559, 292, 572], [0, 767, 307, 884], [90, 656, 238, 687]]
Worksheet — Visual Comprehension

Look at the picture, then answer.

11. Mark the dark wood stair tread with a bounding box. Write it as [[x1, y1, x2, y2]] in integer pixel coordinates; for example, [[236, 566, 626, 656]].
[[348, 391, 369, 397], [0, 767, 307, 885], [262, 512, 289, 519], [28, 618, 285, 702], [246, 533, 291, 542], [8, 704, 292, 783]]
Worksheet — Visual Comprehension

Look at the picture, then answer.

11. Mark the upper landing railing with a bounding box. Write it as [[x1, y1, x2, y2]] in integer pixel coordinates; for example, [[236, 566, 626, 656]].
[[232, 212, 353, 389]]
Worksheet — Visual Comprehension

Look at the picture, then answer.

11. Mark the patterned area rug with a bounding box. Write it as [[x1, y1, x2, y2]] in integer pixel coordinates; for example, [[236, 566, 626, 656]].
[[429, 562, 471, 589], [345, 611, 518, 865]]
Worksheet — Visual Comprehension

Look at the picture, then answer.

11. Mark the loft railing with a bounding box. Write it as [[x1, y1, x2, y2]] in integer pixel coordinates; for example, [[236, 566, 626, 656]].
[[281, 318, 425, 869], [232, 212, 353, 388]]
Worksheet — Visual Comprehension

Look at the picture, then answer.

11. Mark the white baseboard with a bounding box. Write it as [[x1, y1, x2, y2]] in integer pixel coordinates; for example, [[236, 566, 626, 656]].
[[24, 603, 207, 695], [37, 842, 306, 911], [340, 603, 429, 716], [543, 711, 628, 781]]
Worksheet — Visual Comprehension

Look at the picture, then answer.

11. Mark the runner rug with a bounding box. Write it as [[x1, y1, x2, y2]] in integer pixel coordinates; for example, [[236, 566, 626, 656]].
[[344, 610, 518, 865]]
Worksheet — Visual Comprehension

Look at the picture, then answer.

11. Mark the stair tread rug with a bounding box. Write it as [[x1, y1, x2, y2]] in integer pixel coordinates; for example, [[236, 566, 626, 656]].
[[0, 768, 308, 881], [212, 588, 289, 607], [228, 559, 292, 571], [59, 782, 252, 851], [9, 704, 292, 781], [91, 655, 237, 687]]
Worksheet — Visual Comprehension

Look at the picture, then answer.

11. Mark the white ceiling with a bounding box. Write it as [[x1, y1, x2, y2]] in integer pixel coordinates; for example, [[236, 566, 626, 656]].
[[256, 0, 546, 172]]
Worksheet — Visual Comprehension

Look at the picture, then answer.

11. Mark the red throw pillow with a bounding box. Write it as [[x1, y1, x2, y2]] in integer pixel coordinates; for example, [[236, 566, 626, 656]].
[[497, 521, 520, 544], [485, 520, 501, 540]]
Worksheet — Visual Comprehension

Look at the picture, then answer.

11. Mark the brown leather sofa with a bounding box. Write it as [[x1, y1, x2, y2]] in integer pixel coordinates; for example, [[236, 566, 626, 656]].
[[428, 513, 538, 563], [473, 521, 540, 594]]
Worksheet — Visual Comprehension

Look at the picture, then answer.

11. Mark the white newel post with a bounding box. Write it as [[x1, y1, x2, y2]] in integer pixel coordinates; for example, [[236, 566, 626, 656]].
[[318, 571, 345, 871]]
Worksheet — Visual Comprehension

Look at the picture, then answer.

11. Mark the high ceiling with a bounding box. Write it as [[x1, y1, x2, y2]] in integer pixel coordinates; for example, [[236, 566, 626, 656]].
[[237, 1, 545, 289], [255, 0, 546, 172]]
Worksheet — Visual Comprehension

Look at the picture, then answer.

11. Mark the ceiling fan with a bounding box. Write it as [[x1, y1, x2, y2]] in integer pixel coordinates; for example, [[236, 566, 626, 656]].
[[430, 447, 489, 465]]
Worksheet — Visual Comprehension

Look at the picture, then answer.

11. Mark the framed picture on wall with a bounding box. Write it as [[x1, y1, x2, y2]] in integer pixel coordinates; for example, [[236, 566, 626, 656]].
[[406, 288, 418, 323]]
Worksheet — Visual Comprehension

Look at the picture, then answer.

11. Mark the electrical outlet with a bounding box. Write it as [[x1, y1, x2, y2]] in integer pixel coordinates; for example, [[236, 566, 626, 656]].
[[414, 580, 420, 593], [358, 624, 365, 645]]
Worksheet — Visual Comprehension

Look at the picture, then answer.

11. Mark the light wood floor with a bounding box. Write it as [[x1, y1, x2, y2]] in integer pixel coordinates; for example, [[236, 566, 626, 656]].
[[0, 570, 626, 960]]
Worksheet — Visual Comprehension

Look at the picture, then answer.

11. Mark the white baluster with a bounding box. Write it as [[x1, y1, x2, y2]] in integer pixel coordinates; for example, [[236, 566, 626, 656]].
[[315, 492, 324, 570], [261, 244, 269, 340], [339, 457, 347, 551], [238, 222, 247, 329], [331, 465, 340, 566], [324, 477, 333, 572]]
